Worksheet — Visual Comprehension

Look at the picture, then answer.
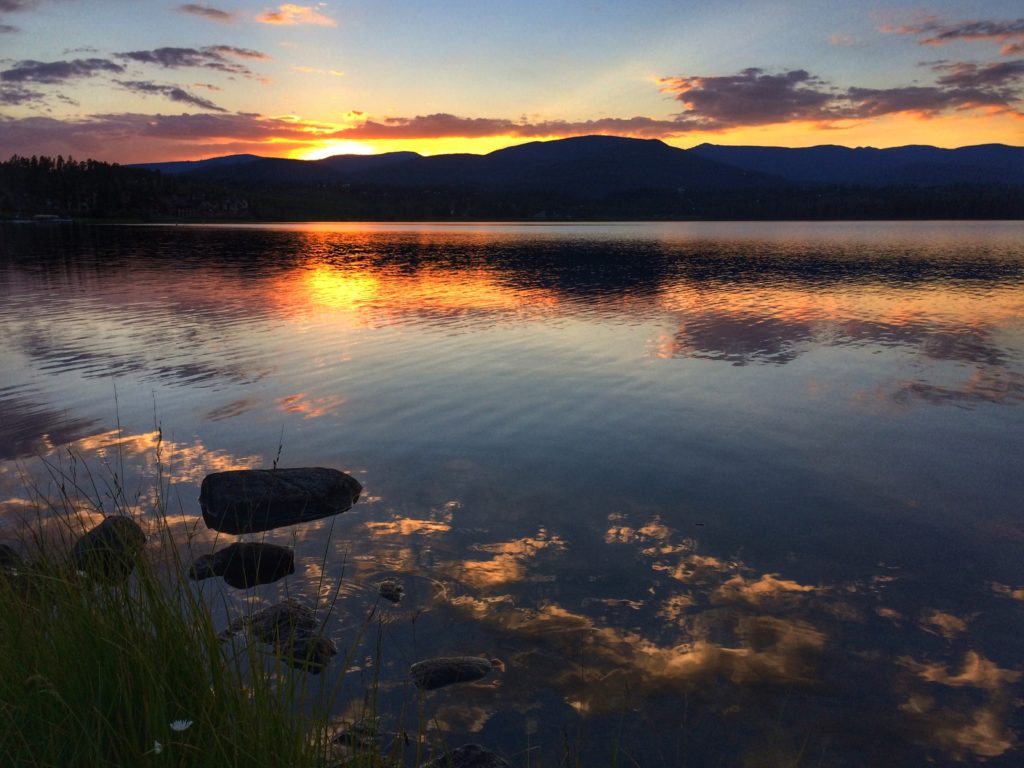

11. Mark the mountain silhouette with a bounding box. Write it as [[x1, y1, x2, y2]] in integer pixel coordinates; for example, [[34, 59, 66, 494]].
[[688, 143, 1024, 186], [132, 136, 1023, 191]]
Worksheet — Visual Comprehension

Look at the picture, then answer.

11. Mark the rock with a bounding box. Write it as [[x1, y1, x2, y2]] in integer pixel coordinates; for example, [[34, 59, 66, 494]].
[[287, 633, 337, 673], [379, 578, 404, 604], [222, 598, 319, 642], [189, 542, 295, 589], [220, 599, 335, 673], [71, 516, 146, 580], [420, 744, 510, 768], [410, 656, 493, 691], [199, 467, 362, 534]]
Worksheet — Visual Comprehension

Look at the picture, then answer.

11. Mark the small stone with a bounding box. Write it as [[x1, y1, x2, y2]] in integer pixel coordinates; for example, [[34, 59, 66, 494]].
[[188, 542, 295, 589], [410, 656, 493, 691], [199, 467, 362, 534], [420, 744, 510, 768], [379, 578, 404, 604], [71, 516, 146, 581]]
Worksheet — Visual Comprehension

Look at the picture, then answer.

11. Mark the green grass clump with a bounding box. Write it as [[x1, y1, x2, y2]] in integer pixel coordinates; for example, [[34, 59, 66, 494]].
[[0, 520, 341, 768], [0, 428, 360, 768]]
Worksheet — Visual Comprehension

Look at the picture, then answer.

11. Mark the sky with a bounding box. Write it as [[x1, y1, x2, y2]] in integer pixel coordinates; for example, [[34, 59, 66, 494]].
[[0, 1, 1021, 162]]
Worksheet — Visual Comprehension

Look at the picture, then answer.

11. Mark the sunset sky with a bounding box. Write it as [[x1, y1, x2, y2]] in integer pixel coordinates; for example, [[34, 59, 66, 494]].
[[1, 1, 1021, 162]]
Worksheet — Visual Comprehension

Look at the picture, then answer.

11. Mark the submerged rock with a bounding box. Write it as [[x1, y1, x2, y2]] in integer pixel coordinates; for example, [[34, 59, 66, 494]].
[[222, 598, 319, 642], [189, 542, 295, 589], [71, 516, 146, 580], [379, 577, 404, 604], [420, 744, 510, 768], [199, 467, 362, 534], [287, 633, 337, 673], [410, 656, 493, 691], [220, 599, 335, 673]]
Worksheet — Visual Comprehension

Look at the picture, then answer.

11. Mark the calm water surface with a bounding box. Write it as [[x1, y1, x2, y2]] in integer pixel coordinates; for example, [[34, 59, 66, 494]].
[[2, 221, 1023, 765]]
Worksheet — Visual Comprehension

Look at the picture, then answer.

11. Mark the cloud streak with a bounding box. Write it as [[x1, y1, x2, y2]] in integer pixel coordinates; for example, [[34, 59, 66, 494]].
[[931, 59, 1024, 88], [256, 3, 335, 26], [116, 46, 269, 79], [882, 17, 1024, 56], [0, 83, 43, 105], [114, 80, 227, 112], [178, 3, 235, 23], [0, 58, 124, 83]]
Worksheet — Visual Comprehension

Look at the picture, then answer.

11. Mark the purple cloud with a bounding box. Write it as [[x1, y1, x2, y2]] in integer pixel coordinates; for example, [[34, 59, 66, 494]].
[[116, 46, 269, 78], [178, 4, 235, 22], [931, 59, 1024, 88], [659, 68, 838, 128], [0, 83, 43, 104], [844, 85, 1010, 118], [114, 80, 228, 112], [882, 17, 1024, 56], [1, 58, 124, 83]]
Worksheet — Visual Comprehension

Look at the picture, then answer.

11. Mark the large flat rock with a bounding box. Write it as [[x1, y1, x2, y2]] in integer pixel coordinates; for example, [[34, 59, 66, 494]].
[[199, 467, 362, 534]]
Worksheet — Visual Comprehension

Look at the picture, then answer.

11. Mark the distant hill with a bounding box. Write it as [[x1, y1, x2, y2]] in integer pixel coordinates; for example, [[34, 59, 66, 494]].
[[131, 154, 264, 175], [132, 136, 1024, 191], [12, 137, 1018, 221], [133, 136, 772, 194], [688, 143, 1024, 186]]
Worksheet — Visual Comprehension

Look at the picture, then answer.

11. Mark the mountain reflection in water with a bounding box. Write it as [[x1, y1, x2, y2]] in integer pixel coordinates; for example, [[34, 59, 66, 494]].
[[1, 221, 1023, 766]]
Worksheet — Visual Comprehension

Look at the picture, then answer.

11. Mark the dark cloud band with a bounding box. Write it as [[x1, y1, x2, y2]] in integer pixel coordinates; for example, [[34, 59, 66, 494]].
[[1, 58, 124, 83]]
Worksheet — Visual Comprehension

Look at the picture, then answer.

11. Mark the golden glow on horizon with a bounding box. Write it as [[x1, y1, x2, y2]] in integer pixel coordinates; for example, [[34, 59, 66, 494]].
[[272, 109, 1020, 163], [296, 140, 377, 159]]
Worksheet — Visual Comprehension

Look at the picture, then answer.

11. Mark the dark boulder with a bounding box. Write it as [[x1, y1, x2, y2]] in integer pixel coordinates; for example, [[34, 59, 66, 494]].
[[71, 516, 146, 580], [199, 467, 362, 534], [420, 744, 510, 768], [189, 542, 295, 589], [410, 656, 493, 691]]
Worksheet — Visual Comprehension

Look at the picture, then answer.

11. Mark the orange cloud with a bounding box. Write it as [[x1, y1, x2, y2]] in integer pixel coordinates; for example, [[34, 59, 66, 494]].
[[256, 3, 336, 26]]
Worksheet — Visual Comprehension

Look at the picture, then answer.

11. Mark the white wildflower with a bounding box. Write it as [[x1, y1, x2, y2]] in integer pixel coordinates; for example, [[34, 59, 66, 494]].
[[149, 740, 163, 755], [169, 719, 193, 732]]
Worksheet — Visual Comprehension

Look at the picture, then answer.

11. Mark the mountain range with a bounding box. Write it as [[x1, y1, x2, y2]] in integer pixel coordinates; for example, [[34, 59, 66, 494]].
[[132, 135, 1024, 193]]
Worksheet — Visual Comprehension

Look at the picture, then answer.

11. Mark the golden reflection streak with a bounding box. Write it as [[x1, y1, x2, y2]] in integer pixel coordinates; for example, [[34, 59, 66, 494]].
[[444, 529, 566, 590], [277, 393, 346, 419]]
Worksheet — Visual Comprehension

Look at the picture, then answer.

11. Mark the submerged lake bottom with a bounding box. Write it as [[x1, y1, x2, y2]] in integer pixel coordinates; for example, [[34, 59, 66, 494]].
[[1, 221, 1023, 766]]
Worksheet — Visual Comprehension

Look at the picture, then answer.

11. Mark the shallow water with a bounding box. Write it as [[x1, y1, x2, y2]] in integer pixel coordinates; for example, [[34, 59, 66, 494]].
[[2, 221, 1023, 765]]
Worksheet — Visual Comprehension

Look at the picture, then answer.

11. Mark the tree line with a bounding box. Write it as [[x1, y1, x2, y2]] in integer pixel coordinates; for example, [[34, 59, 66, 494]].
[[2, 154, 1021, 221]]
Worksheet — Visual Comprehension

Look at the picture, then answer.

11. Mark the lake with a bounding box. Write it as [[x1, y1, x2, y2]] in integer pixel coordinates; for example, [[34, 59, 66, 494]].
[[2, 221, 1023, 766]]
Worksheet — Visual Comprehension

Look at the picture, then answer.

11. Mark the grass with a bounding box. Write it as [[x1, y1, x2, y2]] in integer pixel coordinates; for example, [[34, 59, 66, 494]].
[[0, 433, 378, 768]]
